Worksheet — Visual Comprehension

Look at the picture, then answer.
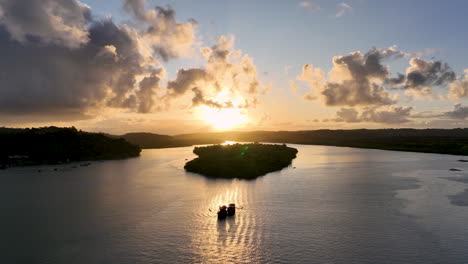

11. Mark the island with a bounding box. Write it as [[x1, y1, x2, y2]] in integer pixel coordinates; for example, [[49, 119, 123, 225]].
[[0, 127, 141, 168], [184, 143, 298, 179]]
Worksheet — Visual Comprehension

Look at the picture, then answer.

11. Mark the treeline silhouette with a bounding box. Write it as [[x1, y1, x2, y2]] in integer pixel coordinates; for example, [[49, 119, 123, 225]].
[[184, 143, 298, 179], [0, 127, 140, 168], [121, 129, 468, 156], [118, 132, 224, 148]]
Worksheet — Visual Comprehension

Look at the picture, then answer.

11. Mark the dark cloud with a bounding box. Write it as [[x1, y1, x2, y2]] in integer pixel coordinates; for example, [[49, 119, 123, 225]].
[[386, 73, 405, 86], [167, 68, 211, 95], [0, 0, 196, 118], [360, 106, 412, 123], [404, 58, 456, 90], [386, 58, 457, 98], [445, 104, 468, 120], [335, 108, 360, 123], [322, 81, 395, 107], [0, 0, 91, 48], [335, 106, 412, 124], [298, 47, 462, 104], [299, 47, 403, 106], [135, 70, 162, 113]]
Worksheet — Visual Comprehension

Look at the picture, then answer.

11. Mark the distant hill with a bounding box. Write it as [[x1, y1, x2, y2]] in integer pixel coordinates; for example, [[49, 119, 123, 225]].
[[120, 133, 174, 148], [119, 129, 468, 156], [120, 132, 224, 148], [0, 127, 141, 168]]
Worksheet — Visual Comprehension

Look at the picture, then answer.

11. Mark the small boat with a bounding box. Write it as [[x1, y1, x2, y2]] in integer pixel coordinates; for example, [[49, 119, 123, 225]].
[[227, 203, 236, 216], [217, 205, 227, 220]]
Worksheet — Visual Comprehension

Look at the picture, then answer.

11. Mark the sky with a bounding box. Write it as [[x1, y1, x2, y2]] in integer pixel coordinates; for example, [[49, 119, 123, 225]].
[[1, 0, 468, 134]]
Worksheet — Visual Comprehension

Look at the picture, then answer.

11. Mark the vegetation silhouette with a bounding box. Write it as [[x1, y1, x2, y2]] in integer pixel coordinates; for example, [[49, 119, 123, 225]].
[[0, 127, 140, 168], [184, 143, 298, 179], [119, 132, 224, 148], [122, 129, 468, 156]]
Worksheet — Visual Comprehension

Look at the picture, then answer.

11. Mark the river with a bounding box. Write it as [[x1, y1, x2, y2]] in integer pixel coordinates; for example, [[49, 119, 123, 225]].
[[1, 144, 468, 263]]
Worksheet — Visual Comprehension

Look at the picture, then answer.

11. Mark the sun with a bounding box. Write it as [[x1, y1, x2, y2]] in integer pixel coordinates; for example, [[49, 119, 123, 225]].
[[197, 106, 248, 130]]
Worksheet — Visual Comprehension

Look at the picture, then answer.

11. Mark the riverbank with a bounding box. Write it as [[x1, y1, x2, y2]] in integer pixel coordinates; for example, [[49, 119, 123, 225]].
[[0, 127, 141, 168]]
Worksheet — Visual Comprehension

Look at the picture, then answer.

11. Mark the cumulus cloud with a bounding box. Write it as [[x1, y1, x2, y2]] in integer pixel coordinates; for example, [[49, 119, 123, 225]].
[[335, 106, 413, 124], [385, 58, 456, 99], [335, 2, 352, 17], [445, 104, 468, 120], [0, 0, 197, 118], [166, 35, 263, 109], [299, 2, 320, 12], [0, 0, 91, 48], [299, 47, 404, 107], [404, 58, 456, 91], [335, 108, 360, 123], [448, 69, 468, 99], [123, 0, 197, 61]]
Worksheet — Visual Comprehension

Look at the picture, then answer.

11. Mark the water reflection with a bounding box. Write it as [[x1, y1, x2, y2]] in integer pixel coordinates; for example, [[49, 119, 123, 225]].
[[221, 141, 238, 145], [2, 145, 468, 263], [189, 183, 253, 262]]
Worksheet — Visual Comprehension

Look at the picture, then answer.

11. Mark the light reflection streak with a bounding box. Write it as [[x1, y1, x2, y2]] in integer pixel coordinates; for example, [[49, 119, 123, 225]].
[[188, 183, 262, 263]]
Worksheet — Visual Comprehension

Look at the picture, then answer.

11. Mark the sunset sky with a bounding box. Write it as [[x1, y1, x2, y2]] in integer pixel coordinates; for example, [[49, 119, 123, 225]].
[[1, 0, 468, 134]]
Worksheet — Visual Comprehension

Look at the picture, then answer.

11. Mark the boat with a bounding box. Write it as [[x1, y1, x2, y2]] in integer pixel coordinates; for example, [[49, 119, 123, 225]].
[[217, 205, 227, 219], [227, 203, 236, 216]]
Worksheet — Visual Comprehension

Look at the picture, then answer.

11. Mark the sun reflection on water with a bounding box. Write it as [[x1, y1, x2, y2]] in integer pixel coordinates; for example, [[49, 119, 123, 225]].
[[188, 183, 264, 263], [221, 141, 238, 145]]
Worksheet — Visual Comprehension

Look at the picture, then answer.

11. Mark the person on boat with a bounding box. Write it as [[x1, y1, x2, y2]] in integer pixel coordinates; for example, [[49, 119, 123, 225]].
[[227, 203, 235, 216], [218, 205, 227, 219]]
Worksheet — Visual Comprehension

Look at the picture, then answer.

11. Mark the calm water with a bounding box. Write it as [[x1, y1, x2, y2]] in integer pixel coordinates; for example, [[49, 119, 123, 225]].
[[1, 144, 468, 263]]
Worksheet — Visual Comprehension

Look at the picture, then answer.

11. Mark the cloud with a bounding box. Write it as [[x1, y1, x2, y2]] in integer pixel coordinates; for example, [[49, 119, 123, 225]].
[[123, 0, 198, 61], [335, 108, 360, 123], [385, 57, 457, 99], [299, 2, 320, 12], [410, 111, 443, 119], [0, 0, 197, 118], [335, 2, 352, 17], [335, 106, 413, 124], [0, 0, 91, 48], [448, 69, 468, 99], [297, 64, 324, 100], [445, 104, 468, 120], [299, 47, 404, 107], [167, 68, 211, 96], [135, 69, 163, 113], [412, 48, 442, 58], [404, 58, 456, 91], [166, 35, 263, 109]]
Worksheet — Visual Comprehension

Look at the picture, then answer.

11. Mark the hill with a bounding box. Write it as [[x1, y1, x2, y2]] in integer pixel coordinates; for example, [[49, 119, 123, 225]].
[[120, 132, 224, 148]]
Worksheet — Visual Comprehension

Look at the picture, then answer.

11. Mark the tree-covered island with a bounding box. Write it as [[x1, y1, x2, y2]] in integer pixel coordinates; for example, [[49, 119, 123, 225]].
[[184, 143, 298, 179]]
